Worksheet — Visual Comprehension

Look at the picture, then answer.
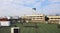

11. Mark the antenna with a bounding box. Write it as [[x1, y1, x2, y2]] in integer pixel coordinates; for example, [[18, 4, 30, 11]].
[[32, 8, 36, 14]]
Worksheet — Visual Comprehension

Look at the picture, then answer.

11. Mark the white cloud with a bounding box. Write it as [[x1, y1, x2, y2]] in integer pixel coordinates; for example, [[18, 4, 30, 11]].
[[0, 0, 45, 16], [42, 4, 60, 15], [0, 0, 35, 16], [13, 0, 44, 8], [1, 0, 59, 16], [13, 0, 35, 5], [0, 4, 33, 16], [13, 0, 45, 4], [48, 0, 60, 2]]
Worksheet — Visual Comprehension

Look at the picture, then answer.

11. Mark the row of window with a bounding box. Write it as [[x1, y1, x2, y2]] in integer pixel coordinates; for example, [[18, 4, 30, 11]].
[[50, 18, 60, 19], [32, 18, 43, 19], [28, 16, 44, 17]]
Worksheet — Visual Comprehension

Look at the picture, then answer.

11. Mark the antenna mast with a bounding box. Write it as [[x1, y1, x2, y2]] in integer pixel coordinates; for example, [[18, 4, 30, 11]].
[[32, 8, 36, 14]]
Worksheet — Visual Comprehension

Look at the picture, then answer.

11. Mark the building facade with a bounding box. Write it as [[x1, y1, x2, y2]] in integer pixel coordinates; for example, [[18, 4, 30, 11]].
[[21, 14, 45, 23], [47, 16, 60, 24]]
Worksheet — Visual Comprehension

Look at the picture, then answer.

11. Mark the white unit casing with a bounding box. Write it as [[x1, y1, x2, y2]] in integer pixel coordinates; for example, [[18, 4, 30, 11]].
[[11, 27, 20, 33], [0, 21, 10, 26]]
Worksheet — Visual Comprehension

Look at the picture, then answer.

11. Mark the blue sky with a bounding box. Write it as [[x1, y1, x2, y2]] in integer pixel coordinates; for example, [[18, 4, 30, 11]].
[[0, 0, 60, 16]]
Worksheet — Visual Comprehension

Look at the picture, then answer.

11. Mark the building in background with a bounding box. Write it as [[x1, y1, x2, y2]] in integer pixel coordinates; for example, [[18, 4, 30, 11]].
[[47, 16, 60, 24], [21, 14, 45, 23]]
